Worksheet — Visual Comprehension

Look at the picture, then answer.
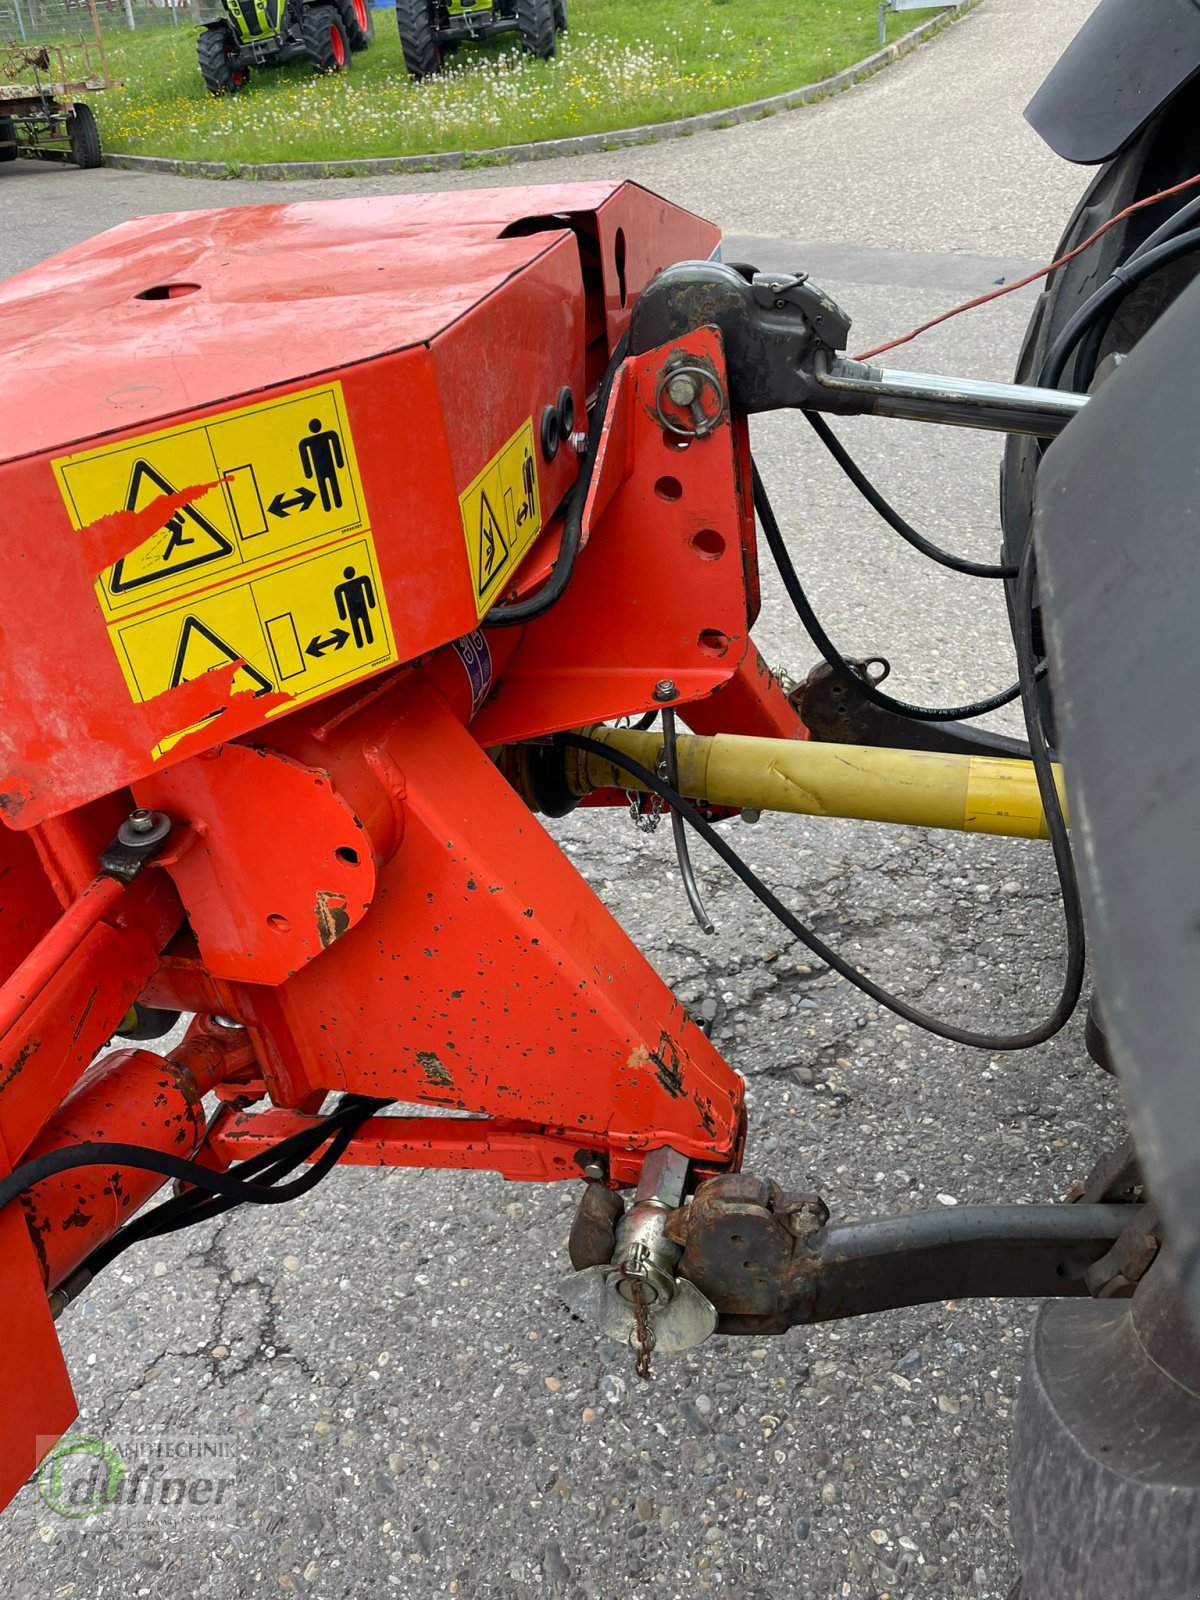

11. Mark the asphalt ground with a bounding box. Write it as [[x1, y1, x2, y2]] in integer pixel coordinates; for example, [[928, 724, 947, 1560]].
[[0, 2, 1117, 1595]]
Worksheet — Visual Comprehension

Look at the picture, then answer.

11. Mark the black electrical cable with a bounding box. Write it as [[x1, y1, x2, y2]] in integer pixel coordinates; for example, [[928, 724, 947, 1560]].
[[1040, 226, 1200, 390], [753, 457, 1032, 722], [78, 1095, 386, 1278], [558, 699, 1083, 1051], [486, 334, 629, 627], [804, 412, 1018, 580], [0, 1096, 389, 1235]]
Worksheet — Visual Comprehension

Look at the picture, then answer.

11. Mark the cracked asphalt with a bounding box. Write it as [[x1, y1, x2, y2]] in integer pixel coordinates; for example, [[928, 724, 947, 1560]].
[[0, 1, 1120, 1596]]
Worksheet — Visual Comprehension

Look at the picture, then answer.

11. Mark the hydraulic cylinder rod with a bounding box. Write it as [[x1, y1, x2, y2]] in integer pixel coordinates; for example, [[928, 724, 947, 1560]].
[[819, 364, 1089, 438], [566, 727, 1067, 839]]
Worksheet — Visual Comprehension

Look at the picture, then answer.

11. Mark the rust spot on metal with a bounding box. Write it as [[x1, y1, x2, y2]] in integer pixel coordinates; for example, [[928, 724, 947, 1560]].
[[417, 1050, 454, 1088], [0, 1039, 36, 1094], [315, 890, 351, 949], [649, 1030, 686, 1099], [71, 988, 98, 1046], [692, 1092, 718, 1136]]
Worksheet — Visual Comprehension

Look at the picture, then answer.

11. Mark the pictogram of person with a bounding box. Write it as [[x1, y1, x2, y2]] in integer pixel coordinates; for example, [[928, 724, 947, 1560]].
[[299, 418, 345, 513], [334, 565, 376, 648]]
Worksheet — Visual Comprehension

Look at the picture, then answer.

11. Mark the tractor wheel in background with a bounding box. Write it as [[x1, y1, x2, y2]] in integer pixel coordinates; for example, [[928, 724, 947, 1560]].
[[1001, 77, 1200, 740], [66, 102, 102, 169], [552, 0, 566, 32], [516, 0, 555, 59], [0, 117, 17, 162], [336, 0, 374, 52], [197, 24, 250, 96], [303, 4, 352, 73], [394, 0, 442, 77]]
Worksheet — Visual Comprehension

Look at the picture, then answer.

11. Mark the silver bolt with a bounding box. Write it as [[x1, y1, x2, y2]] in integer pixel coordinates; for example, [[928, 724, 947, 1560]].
[[568, 431, 588, 455], [652, 679, 679, 703], [127, 808, 155, 835], [209, 1014, 246, 1031], [741, 808, 762, 825], [582, 1160, 606, 1182], [665, 372, 700, 407]]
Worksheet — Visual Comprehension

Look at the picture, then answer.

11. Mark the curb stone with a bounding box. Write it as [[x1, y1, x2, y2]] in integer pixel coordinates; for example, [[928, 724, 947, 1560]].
[[102, 0, 982, 181]]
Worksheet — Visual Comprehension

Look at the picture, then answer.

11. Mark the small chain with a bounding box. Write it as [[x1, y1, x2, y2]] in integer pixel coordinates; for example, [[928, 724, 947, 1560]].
[[627, 790, 664, 834], [630, 1280, 655, 1382]]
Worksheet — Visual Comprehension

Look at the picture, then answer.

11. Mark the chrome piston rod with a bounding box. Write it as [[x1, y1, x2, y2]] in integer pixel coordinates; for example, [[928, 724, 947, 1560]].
[[819, 362, 1089, 438]]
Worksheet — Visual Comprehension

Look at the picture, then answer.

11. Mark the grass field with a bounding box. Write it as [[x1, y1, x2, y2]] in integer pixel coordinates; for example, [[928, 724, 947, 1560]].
[[87, 0, 943, 167]]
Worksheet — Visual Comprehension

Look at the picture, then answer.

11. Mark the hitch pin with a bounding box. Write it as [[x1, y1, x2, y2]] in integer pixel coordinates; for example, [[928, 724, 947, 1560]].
[[661, 708, 714, 935]]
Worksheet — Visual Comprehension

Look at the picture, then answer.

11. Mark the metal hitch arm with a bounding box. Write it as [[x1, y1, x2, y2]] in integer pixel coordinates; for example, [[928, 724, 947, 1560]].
[[628, 260, 1087, 438], [566, 1173, 1146, 1347]]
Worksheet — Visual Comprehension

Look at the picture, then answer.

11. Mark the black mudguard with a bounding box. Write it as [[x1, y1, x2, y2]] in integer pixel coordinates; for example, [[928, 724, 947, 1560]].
[[1027, 0, 1200, 164]]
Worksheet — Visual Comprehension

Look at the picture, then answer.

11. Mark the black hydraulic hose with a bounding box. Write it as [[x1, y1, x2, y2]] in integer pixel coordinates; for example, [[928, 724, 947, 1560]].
[[1041, 226, 1200, 390], [79, 1095, 386, 1277], [0, 1097, 389, 1240], [753, 458, 1028, 722], [558, 721, 1083, 1051], [1068, 191, 1200, 391], [486, 334, 629, 627], [805, 412, 1018, 580]]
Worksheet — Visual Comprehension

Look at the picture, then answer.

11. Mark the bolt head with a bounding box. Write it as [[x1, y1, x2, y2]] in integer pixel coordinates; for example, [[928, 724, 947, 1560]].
[[666, 372, 700, 406], [127, 808, 155, 835], [582, 1161, 606, 1182], [652, 679, 679, 703]]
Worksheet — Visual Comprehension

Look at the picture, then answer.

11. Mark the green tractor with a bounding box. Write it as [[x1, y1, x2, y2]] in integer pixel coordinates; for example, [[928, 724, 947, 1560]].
[[394, 0, 566, 79], [196, 0, 375, 96]]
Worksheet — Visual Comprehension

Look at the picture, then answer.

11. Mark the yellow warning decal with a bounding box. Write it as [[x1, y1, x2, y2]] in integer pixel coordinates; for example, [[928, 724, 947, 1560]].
[[457, 418, 542, 618], [112, 539, 394, 758], [51, 382, 398, 748]]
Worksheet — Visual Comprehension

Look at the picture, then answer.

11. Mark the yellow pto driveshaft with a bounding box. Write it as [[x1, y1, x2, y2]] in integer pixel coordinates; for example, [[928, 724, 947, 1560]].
[[566, 726, 1067, 840]]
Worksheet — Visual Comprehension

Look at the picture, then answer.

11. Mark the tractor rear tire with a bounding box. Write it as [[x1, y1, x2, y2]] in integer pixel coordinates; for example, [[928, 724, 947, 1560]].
[[395, 0, 441, 78], [0, 117, 17, 162], [552, 0, 566, 32], [303, 4, 352, 73], [336, 0, 373, 52], [66, 102, 102, 169], [517, 0, 555, 59], [197, 25, 250, 97]]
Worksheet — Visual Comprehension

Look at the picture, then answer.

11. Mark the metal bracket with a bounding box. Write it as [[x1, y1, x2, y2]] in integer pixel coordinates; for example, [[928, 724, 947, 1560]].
[[793, 659, 1038, 759], [98, 807, 173, 884]]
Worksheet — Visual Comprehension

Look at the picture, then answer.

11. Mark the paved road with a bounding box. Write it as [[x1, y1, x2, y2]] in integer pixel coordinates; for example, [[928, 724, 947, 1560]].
[[0, 3, 1118, 1597]]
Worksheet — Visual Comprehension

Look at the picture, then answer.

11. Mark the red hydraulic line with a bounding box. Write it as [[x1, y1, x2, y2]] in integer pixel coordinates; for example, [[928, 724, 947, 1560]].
[[0, 874, 126, 1042]]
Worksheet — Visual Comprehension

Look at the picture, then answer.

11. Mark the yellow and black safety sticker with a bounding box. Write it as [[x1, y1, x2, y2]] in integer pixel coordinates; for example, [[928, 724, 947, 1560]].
[[457, 417, 541, 618], [52, 381, 397, 754]]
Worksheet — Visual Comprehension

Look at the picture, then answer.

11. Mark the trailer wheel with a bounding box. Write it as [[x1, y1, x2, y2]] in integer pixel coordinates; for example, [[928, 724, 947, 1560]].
[[395, 0, 441, 78], [197, 24, 250, 96], [303, 4, 352, 73], [0, 117, 17, 163], [67, 103, 102, 170], [517, 0, 556, 59], [336, 0, 373, 52], [552, 0, 566, 32]]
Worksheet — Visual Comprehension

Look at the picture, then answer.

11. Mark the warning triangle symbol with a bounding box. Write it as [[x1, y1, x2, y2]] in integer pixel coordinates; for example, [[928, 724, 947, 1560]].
[[169, 616, 274, 699], [476, 489, 510, 597], [109, 459, 234, 595]]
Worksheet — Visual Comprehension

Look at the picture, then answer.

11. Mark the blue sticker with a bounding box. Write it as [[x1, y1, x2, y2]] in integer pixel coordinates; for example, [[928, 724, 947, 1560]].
[[450, 628, 493, 717]]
